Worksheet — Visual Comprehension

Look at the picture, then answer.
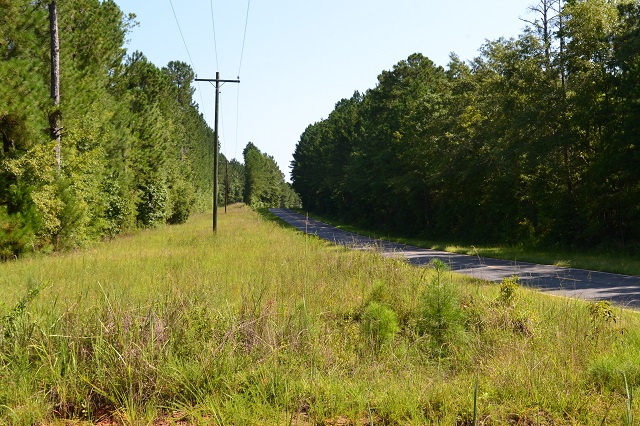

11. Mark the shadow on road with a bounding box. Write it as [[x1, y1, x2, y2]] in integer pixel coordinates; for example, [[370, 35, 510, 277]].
[[270, 208, 640, 309]]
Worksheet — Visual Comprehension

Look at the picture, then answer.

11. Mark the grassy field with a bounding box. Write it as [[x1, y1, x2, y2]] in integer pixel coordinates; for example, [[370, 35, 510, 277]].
[[294, 211, 640, 277], [1, 204, 640, 425]]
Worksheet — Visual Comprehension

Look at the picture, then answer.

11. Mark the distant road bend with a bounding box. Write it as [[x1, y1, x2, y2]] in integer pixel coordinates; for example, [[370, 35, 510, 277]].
[[269, 208, 640, 309]]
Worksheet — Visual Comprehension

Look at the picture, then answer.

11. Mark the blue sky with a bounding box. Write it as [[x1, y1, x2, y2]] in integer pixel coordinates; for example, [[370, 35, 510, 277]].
[[114, 0, 536, 180]]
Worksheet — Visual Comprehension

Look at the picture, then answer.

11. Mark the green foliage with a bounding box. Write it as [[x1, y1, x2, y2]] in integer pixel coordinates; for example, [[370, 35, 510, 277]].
[[588, 300, 619, 344], [292, 2, 640, 249], [417, 260, 467, 356], [0, 1, 217, 257], [365, 280, 394, 307], [136, 182, 168, 227], [167, 178, 195, 225], [243, 142, 299, 209], [588, 300, 618, 325], [224, 157, 246, 204], [103, 174, 134, 237], [498, 276, 519, 307], [0, 186, 40, 259], [360, 301, 399, 352]]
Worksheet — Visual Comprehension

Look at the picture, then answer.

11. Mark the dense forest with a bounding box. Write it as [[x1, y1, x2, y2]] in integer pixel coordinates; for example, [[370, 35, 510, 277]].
[[243, 142, 301, 209], [0, 0, 292, 259], [292, 0, 640, 250]]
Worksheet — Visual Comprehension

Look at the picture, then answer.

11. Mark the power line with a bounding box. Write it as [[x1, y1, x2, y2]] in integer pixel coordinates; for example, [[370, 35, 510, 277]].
[[168, 0, 196, 69], [220, 92, 227, 157], [237, 0, 251, 78], [234, 84, 241, 161], [210, 0, 220, 70], [234, 0, 251, 159], [168, 0, 208, 118]]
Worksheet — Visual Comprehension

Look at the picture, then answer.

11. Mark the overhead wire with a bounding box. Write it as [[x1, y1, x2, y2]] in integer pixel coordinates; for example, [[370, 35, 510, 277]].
[[168, 0, 197, 71], [168, 0, 208, 116], [234, 0, 252, 160], [208, 0, 225, 158], [237, 0, 251, 79], [210, 0, 220, 71], [234, 84, 241, 161]]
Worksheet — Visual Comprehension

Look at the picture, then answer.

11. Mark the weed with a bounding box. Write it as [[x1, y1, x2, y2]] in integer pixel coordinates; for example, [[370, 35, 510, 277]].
[[360, 301, 399, 353], [1, 281, 43, 339], [498, 276, 519, 307], [587, 300, 620, 347], [624, 372, 634, 426], [588, 300, 618, 325]]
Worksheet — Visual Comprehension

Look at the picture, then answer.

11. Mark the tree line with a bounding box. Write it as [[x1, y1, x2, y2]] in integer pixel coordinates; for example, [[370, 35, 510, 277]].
[[0, 0, 292, 259], [291, 0, 640, 250], [243, 142, 301, 210]]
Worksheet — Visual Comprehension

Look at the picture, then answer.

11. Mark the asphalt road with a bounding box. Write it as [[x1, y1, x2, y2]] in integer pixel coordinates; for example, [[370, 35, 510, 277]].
[[269, 208, 640, 309]]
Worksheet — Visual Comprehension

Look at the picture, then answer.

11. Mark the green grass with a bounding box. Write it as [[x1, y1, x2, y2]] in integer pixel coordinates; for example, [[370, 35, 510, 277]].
[[294, 210, 640, 277], [1, 204, 640, 425]]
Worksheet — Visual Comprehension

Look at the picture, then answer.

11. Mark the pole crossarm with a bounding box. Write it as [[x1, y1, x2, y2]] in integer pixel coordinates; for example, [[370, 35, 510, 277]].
[[196, 72, 240, 233], [196, 78, 241, 84]]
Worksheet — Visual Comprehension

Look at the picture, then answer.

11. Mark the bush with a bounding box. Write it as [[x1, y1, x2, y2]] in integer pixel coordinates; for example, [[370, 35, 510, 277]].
[[136, 182, 168, 227], [498, 276, 519, 307], [361, 301, 399, 352], [104, 176, 134, 237], [167, 179, 195, 225], [0, 184, 40, 259], [417, 262, 467, 356]]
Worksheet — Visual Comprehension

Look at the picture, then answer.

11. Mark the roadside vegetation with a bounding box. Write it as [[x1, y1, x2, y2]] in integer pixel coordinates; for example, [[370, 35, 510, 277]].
[[291, 0, 640, 253], [1, 1, 292, 261], [1, 205, 639, 425], [297, 210, 640, 277]]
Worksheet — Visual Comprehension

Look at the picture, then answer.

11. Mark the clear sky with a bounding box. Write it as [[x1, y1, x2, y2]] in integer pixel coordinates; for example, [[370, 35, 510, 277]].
[[113, 0, 537, 180]]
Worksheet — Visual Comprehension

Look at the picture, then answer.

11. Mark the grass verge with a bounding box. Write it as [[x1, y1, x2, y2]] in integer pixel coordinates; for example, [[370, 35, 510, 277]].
[[294, 210, 640, 277], [0, 204, 639, 425]]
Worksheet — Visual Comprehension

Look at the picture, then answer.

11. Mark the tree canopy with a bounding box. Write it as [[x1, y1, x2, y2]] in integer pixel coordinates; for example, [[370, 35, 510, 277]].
[[0, 0, 219, 257], [243, 142, 301, 210], [292, 0, 640, 249]]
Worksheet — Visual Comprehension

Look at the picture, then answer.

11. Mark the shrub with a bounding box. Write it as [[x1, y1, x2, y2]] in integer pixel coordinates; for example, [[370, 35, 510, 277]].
[[364, 281, 393, 308], [0, 198, 39, 260], [167, 179, 195, 225], [104, 175, 135, 237], [361, 301, 399, 352], [498, 276, 519, 307], [417, 262, 467, 356], [136, 182, 168, 227]]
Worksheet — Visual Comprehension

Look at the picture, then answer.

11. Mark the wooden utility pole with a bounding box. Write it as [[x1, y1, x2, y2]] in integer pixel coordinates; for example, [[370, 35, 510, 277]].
[[195, 72, 240, 232], [49, 1, 61, 173]]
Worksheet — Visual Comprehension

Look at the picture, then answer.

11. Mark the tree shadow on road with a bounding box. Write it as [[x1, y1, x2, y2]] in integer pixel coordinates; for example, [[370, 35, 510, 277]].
[[255, 208, 300, 231]]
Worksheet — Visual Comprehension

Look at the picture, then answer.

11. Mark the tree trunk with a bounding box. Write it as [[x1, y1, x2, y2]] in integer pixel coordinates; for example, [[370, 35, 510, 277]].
[[49, 1, 61, 172]]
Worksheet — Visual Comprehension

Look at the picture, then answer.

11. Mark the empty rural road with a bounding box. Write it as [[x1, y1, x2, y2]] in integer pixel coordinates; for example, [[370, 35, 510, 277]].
[[270, 208, 640, 309]]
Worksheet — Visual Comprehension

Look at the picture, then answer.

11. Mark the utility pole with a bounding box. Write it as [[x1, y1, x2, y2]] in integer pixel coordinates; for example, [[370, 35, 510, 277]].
[[49, 1, 61, 173], [195, 72, 240, 233]]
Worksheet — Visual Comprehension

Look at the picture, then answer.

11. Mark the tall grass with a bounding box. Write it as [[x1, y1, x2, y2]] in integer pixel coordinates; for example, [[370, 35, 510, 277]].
[[0, 204, 639, 425]]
